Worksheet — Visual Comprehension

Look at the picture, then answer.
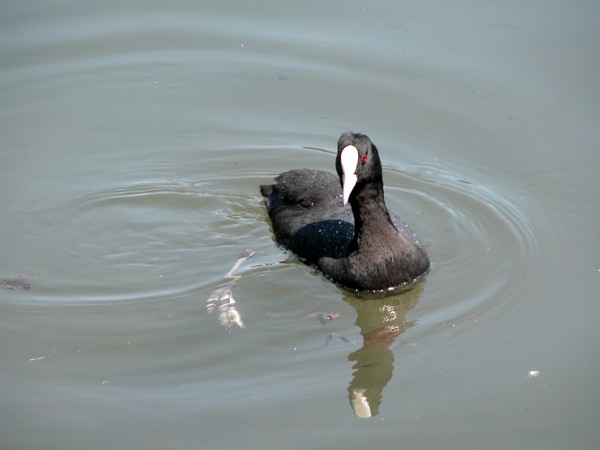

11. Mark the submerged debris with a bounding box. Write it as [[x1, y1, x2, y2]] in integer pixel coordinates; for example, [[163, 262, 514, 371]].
[[307, 311, 340, 324], [325, 333, 358, 346], [1, 274, 33, 291], [206, 285, 245, 331], [206, 250, 255, 331]]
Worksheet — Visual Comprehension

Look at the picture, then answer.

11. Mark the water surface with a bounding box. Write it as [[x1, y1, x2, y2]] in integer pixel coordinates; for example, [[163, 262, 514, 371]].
[[2, 1, 599, 449]]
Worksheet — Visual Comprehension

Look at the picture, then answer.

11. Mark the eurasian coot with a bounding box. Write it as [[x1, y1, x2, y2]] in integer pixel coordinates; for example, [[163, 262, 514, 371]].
[[260, 132, 429, 291]]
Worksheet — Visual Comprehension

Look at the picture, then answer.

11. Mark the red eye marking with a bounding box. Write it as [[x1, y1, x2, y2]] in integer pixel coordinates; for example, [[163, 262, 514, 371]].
[[361, 155, 368, 163]]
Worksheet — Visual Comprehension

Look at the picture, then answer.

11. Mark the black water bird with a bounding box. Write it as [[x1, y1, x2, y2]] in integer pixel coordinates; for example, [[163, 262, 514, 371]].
[[260, 132, 429, 291]]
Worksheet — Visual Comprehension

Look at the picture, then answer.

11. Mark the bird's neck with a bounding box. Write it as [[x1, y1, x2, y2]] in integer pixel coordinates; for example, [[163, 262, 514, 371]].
[[350, 181, 396, 238]]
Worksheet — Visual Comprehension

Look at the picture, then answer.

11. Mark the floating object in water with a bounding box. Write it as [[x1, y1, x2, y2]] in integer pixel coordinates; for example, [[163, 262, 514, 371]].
[[307, 311, 340, 324], [206, 250, 255, 331], [0, 274, 32, 291], [325, 333, 357, 346], [206, 285, 245, 331]]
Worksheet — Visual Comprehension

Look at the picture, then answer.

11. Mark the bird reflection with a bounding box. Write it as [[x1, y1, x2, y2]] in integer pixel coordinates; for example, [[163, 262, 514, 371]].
[[343, 282, 424, 418], [207, 251, 425, 418]]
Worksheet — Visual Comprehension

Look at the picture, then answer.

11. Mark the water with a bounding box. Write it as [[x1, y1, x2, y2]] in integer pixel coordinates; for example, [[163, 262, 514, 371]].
[[2, 0, 599, 448]]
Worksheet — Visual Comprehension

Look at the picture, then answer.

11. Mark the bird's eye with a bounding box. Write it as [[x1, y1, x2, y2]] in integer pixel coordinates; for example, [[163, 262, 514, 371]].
[[361, 155, 368, 164]]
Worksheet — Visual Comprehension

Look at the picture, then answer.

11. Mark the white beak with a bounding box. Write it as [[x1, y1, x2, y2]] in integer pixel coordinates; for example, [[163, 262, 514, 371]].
[[340, 145, 358, 205]]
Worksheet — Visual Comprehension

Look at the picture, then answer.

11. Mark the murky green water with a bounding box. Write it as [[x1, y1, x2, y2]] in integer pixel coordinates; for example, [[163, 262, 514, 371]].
[[2, 0, 599, 448]]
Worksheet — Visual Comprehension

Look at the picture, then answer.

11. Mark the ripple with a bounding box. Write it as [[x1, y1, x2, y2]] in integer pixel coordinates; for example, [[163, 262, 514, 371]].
[[26, 179, 262, 305], [249, 146, 540, 330], [383, 161, 539, 327]]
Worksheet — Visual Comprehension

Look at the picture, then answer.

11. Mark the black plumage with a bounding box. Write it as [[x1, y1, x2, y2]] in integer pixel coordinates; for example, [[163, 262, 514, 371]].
[[260, 132, 429, 291]]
